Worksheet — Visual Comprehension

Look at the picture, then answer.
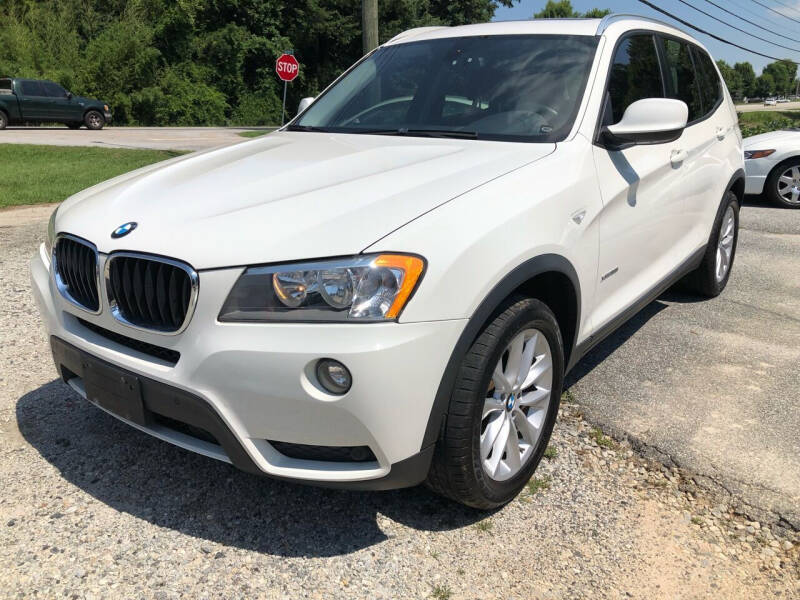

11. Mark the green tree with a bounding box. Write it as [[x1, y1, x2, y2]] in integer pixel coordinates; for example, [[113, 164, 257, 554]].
[[716, 59, 743, 99], [755, 73, 775, 98], [734, 62, 756, 98], [533, 0, 610, 18]]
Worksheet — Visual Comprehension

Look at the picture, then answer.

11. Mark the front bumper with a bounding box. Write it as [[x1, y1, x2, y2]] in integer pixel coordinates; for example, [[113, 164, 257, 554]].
[[31, 244, 466, 488], [103, 111, 113, 123]]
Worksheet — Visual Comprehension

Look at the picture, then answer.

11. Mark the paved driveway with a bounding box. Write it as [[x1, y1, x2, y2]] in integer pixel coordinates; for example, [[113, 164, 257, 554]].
[[0, 126, 274, 151], [568, 197, 800, 528]]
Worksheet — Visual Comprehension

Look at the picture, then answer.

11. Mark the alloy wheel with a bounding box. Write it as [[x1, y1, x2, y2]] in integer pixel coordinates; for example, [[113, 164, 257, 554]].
[[715, 205, 735, 283], [776, 166, 800, 205], [480, 328, 553, 482]]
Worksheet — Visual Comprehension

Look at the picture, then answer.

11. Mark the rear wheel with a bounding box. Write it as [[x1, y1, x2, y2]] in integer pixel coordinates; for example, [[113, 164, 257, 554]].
[[426, 297, 564, 509], [84, 110, 104, 130], [766, 159, 800, 208], [683, 191, 739, 297], [0, 111, 7, 130]]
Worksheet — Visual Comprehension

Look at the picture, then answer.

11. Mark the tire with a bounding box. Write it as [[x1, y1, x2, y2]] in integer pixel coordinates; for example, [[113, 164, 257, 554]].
[[683, 191, 739, 297], [426, 296, 564, 509], [66, 122, 81, 130], [84, 110, 104, 130], [0, 111, 7, 130], [765, 158, 800, 208]]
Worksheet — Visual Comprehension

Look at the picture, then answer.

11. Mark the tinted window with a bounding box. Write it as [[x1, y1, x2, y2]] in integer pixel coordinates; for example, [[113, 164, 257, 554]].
[[297, 35, 600, 142], [20, 81, 46, 97], [660, 38, 703, 122], [43, 82, 67, 98], [605, 35, 664, 124], [692, 47, 722, 114]]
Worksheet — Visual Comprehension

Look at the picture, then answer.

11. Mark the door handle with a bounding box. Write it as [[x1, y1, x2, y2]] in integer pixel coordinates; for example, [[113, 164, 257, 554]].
[[715, 127, 726, 140], [670, 149, 689, 167]]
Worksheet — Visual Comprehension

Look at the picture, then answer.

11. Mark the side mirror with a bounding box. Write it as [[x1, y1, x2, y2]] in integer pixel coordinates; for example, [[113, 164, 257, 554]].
[[602, 98, 688, 146], [297, 97, 315, 115]]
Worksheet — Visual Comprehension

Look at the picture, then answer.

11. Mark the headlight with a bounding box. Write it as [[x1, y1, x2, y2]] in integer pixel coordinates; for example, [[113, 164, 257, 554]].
[[44, 206, 58, 257], [744, 149, 775, 159], [219, 254, 425, 322]]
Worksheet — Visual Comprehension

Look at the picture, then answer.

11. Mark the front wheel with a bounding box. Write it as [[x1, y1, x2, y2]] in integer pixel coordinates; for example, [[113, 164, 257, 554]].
[[426, 297, 564, 509], [0, 112, 7, 130], [766, 160, 800, 208], [84, 110, 104, 130]]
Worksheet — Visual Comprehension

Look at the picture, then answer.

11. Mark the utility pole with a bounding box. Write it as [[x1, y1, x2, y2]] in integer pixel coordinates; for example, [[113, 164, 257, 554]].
[[362, 0, 378, 55]]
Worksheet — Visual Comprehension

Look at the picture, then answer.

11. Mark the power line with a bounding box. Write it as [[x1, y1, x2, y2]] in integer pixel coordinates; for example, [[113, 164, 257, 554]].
[[701, 0, 800, 44], [748, 0, 800, 26], [770, 0, 800, 18], [728, 0, 800, 33], [636, 0, 800, 65], [671, 0, 800, 53]]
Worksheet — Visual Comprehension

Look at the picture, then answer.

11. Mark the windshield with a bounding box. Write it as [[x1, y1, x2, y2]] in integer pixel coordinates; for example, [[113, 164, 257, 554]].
[[294, 35, 599, 142]]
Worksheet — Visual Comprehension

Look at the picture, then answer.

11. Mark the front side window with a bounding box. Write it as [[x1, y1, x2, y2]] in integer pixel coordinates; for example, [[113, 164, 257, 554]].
[[660, 38, 704, 122], [605, 35, 664, 124], [692, 47, 722, 115], [295, 35, 600, 142], [21, 81, 45, 97], [43, 82, 67, 98]]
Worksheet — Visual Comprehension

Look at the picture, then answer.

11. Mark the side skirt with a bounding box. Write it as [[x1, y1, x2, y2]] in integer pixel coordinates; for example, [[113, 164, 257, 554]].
[[566, 245, 706, 372]]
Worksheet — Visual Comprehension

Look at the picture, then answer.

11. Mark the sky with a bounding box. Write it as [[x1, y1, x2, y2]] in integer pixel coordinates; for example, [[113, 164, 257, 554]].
[[492, 0, 800, 74]]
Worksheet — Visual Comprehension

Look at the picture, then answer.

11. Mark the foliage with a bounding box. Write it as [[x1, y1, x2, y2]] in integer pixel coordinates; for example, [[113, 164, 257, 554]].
[[738, 110, 800, 137], [0, 0, 514, 126], [533, 1, 610, 18], [0, 144, 183, 208]]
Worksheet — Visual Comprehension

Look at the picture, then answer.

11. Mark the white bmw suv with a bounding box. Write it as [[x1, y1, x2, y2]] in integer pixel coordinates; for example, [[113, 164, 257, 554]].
[[31, 16, 744, 508]]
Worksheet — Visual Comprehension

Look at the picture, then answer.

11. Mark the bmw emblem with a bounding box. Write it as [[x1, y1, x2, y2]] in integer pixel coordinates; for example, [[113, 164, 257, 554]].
[[111, 222, 137, 239]]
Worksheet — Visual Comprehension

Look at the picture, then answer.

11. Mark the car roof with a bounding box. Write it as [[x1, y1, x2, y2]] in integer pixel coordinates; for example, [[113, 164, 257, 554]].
[[385, 16, 692, 45]]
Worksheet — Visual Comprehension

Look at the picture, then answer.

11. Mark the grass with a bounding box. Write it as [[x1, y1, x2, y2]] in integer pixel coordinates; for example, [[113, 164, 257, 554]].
[[526, 475, 552, 495], [589, 427, 616, 449], [737, 110, 800, 137], [0, 144, 184, 209], [431, 584, 453, 600], [543, 445, 558, 460], [474, 519, 493, 532], [238, 130, 270, 138]]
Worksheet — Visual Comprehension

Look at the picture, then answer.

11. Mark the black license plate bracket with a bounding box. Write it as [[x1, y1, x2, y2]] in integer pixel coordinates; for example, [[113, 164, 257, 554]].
[[83, 359, 147, 426]]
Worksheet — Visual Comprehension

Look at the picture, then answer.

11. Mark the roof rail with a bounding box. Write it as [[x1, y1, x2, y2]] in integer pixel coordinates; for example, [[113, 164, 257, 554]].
[[595, 12, 683, 35]]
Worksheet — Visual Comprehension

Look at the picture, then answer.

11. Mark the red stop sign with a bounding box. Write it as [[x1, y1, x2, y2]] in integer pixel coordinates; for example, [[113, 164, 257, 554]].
[[276, 54, 299, 82]]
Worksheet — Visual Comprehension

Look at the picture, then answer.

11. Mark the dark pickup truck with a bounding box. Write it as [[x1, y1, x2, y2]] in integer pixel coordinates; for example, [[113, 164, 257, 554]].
[[0, 78, 112, 130]]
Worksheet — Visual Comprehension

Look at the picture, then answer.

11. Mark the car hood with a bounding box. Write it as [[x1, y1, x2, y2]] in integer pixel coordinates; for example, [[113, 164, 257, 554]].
[[743, 129, 800, 148], [57, 131, 554, 269]]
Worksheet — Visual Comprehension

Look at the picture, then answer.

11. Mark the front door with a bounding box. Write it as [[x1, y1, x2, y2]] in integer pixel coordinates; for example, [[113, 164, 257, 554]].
[[42, 82, 81, 122], [590, 33, 696, 331]]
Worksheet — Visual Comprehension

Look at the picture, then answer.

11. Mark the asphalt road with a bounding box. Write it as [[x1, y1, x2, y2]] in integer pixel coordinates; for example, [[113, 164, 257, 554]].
[[736, 102, 800, 113], [0, 126, 274, 151], [568, 196, 800, 529]]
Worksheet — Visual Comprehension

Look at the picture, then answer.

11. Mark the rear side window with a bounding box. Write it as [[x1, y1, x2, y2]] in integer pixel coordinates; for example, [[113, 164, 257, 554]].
[[20, 81, 46, 97], [43, 82, 67, 98], [605, 35, 664, 124], [692, 47, 723, 114], [660, 38, 703, 122]]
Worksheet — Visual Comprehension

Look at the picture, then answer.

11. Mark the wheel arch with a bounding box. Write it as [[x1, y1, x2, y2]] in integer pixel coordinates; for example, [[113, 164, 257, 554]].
[[764, 156, 800, 190], [420, 253, 581, 450]]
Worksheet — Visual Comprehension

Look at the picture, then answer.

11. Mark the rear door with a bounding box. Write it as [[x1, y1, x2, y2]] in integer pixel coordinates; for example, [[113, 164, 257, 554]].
[[657, 37, 725, 252], [17, 80, 50, 120], [590, 33, 693, 330]]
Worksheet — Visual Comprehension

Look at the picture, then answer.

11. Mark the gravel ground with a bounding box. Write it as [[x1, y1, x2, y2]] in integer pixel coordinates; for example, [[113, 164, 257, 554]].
[[1, 216, 798, 599]]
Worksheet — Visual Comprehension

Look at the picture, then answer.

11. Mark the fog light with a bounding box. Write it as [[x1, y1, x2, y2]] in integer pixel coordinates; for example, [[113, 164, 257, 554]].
[[316, 359, 352, 395]]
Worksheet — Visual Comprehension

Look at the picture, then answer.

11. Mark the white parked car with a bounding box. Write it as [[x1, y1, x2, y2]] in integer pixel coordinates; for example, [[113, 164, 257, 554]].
[[31, 16, 744, 508], [744, 129, 800, 208], [764, 98, 777, 106]]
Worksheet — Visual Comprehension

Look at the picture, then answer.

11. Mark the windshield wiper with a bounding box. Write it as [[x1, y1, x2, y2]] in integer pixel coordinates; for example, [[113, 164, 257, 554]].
[[286, 124, 330, 132], [350, 128, 479, 139]]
